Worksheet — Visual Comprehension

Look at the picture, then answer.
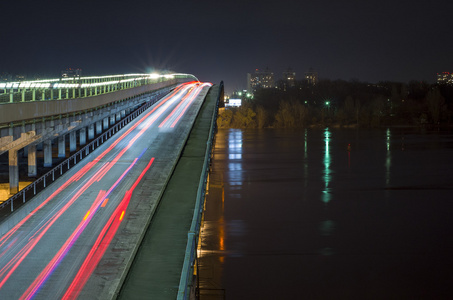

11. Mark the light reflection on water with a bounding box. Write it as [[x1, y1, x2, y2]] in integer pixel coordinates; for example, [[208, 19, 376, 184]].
[[319, 219, 336, 236], [199, 127, 453, 299], [322, 128, 332, 204], [386, 128, 391, 187], [227, 130, 243, 190]]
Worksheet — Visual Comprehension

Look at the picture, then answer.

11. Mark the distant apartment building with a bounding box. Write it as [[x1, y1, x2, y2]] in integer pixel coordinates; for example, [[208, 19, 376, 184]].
[[0, 73, 26, 82], [305, 67, 318, 86], [0, 72, 13, 82], [61, 68, 82, 78], [15, 74, 25, 81], [437, 72, 453, 85], [282, 68, 296, 89], [247, 68, 275, 93]]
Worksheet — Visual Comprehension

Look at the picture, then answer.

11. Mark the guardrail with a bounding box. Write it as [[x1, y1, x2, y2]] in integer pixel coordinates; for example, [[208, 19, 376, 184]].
[[0, 73, 197, 103], [177, 81, 223, 300], [0, 87, 172, 219]]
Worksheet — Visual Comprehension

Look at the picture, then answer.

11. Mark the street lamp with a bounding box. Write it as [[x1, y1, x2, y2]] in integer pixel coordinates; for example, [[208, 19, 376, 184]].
[[322, 100, 331, 124]]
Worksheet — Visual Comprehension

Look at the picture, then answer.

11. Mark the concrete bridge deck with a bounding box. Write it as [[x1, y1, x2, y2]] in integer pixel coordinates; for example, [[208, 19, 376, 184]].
[[0, 80, 222, 299], [117, 84, 220, 299]]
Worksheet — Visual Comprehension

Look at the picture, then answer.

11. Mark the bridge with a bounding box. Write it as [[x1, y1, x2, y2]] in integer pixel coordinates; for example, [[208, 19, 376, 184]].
[[0, 74, 223, 299]]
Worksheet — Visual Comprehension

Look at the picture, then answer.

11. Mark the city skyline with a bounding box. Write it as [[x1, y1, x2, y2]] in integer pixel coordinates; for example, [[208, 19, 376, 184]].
[[1, 0, 452, 94]]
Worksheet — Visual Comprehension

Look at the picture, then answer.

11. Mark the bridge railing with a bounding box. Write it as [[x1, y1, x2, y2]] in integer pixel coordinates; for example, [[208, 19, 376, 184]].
[[0, 73, 197, 103], [177, 81, 223, 300], [0, 87, 171, 220]]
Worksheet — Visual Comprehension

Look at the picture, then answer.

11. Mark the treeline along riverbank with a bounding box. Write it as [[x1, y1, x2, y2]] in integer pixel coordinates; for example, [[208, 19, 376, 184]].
[[218, 80, 453, 129]]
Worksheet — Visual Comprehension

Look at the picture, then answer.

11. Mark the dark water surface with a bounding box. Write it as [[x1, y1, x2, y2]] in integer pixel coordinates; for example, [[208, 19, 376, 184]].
[[199, 128, 453, 299]]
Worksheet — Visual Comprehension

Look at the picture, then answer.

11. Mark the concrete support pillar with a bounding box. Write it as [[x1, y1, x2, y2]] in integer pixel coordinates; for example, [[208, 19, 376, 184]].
[[69, 131, 77, 152], [9, 149, 19, 194], [116, 112, 121, 120], [28, 144, 37, 177], [96, 121, 102, 135], [121, 110, 126, 118], [80, 127, 87, 145], [44, 140, 52, 167], [58, 135, 66, 158], [103, 118, 109, 130], [110, 114, 115, 126], [88, 124, 95, 140]]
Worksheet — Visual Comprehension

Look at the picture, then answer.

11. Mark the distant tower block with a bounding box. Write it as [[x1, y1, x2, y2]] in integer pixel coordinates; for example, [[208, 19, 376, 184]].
[[248, 67, 275, 93], [305, 67, 318, 86], [282, 68, 296, 88], [437, 72, 453, 85]]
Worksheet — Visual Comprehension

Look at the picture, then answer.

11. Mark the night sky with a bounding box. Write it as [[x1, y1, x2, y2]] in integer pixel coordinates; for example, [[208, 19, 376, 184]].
[[1, 0, 452, 93]]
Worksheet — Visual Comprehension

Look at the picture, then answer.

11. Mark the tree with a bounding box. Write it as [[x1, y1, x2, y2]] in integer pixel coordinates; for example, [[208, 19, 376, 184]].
[[217, 109, 233, 128], [256, 105, 268, 128], [370, 95, 386, 126], [343, 96, 356, 123], [231, 105, 256, 128], [293, 101, 308, 127], [274, 101, 295, 128], [426, 88, 446, 124], [273, 100, 308, 128]]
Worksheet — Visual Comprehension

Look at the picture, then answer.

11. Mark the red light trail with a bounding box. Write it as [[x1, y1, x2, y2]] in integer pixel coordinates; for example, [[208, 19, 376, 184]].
[[0, 81, 212, 298]]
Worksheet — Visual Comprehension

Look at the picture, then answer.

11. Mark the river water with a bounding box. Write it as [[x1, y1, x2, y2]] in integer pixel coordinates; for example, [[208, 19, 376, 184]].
[[198, 127, 453, 299]]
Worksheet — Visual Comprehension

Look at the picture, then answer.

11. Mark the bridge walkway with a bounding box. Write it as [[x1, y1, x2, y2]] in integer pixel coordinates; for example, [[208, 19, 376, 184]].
[[117, 85, 219, 299]]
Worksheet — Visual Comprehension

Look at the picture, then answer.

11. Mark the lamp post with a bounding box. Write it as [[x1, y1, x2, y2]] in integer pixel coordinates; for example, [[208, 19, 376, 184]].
[[322, 100, 331, 125]]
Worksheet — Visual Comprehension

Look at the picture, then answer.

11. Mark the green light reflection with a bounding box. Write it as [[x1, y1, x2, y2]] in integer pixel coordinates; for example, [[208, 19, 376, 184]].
[[304, 129, 308, 189], [385, 128, 391, 186], [322, 128, 331, 204], [304, 129, 308, 159]]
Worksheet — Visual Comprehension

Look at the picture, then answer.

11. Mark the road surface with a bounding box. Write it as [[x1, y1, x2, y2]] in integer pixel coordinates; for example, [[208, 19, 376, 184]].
[[0, 81, 212, 299]]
